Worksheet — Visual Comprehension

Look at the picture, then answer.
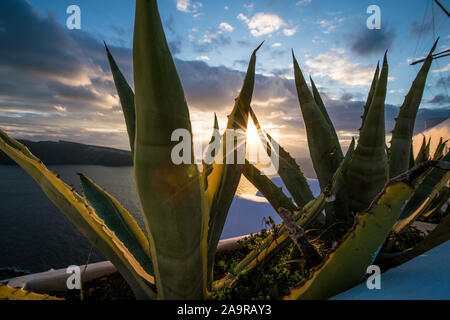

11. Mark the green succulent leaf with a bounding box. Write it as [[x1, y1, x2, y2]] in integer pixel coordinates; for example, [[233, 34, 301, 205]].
[[249, 107, 314, 206], [243, 160, 297, 212], [0, 284, 63, 300], [133, 0, 205, 299], [285, 161, 445, 300], [421, 186, 450, 220], [78, 173, 155, 280], [388, 39, 438, 178], [394, 152, 450, 234], [204, 43, 262, 287], [379, 212, 450, 271], [293, 52, 343, 203], [326, 138, 355, 220], [409, 144, 415, 170], [433, 137, 448, 160], [105, 43, 136, 155], [360, 62, 380, 130], [202, 113, 220, 190], [310, 77, 343, 158], [415, 135, 431, 164], [347, 52, 389, 213], [0, 129, 156, 300]]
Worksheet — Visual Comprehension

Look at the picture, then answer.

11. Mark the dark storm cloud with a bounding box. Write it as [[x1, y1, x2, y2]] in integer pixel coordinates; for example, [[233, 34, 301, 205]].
[[0, 0, 82, 79], [349, 28, 395, 56], [175, 60, 244, 110], [428, 94, 450, 105], [340, 92, 353, 101], [169, 40, 182, 55], [0, 0, 125, 115]]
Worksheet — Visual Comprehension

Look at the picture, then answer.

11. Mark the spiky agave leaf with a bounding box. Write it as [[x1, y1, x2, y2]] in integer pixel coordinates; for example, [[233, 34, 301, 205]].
[[205, 42, 262, 287], [379, 211, 450, 271], [360, 62, 380, 130], [327, 138, 355, 220], [433, 137, 448, 160], [421, 186, 450, 220], [409, 144, 415, 169], [391, 167, 450, 235], [310, 77, 343, 158], [243, 160, 297, 212], [393, 152, 450, 234], [0, 130, 156, 300], [293, 52, 343, 212], [388, 40, 438, 178], [346, 52, 389, 213], [105, 43, 136, 155], [78, 174, 155, 279], [202, 113, 220, 190], [285, 161, 448, 300], [416, 136, 432, 164], [0, 284, 63, 300], [331, 138, 355, 196], [249, 107, 314, 206], [133, 0, 205, 299]]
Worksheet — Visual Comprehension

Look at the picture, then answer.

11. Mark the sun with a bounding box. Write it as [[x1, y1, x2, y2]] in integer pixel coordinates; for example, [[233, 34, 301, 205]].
[[246, 120, 260, 146]]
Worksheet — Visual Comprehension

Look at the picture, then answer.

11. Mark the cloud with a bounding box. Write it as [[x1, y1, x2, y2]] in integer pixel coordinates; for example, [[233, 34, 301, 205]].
[[428, 94, 450, 105], [283, 27, 298, 36], [243, 3, 255, 12], [194, 27, 232, 52], [317, 17, 344, 34], [350, 28, 395, 56], [432, 63, 450, 73], [168, 40, 182, 55], [436, 74, 450, 88], [219, 22, 234, 32], [238, 12, 286, 37], [0, 0, 448, 156], [196, 56, 210, 61], [176, 0, 202, 13], [304, 50, 375, 86], [296, 0, 312, 6], [0, 0, 130, 148]]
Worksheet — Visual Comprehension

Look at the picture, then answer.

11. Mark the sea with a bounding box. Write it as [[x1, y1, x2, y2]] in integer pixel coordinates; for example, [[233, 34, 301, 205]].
[[0, 164, 284, 274]]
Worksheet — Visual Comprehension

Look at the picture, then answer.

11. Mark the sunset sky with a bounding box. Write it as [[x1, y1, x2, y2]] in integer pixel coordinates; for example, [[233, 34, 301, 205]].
[[0, 0, 449, 158]]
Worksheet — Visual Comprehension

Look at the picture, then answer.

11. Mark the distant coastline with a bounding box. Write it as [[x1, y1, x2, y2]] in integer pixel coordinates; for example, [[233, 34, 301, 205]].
[[0, 140, 133, 167]]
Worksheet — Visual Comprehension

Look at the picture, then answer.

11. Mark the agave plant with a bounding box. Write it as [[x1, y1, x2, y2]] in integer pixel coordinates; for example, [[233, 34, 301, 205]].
[[1, 0, 448, 301], [234, 38, 450, 299], [0, 0, 263, 300]]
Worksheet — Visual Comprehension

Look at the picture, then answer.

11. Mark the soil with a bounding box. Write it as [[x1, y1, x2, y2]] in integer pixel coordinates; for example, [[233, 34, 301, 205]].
[[50, 272, 134, 300]]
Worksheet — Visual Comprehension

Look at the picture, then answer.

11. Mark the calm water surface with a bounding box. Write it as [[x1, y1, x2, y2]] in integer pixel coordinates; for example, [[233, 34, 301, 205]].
[[0, 165, 271, 273]]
